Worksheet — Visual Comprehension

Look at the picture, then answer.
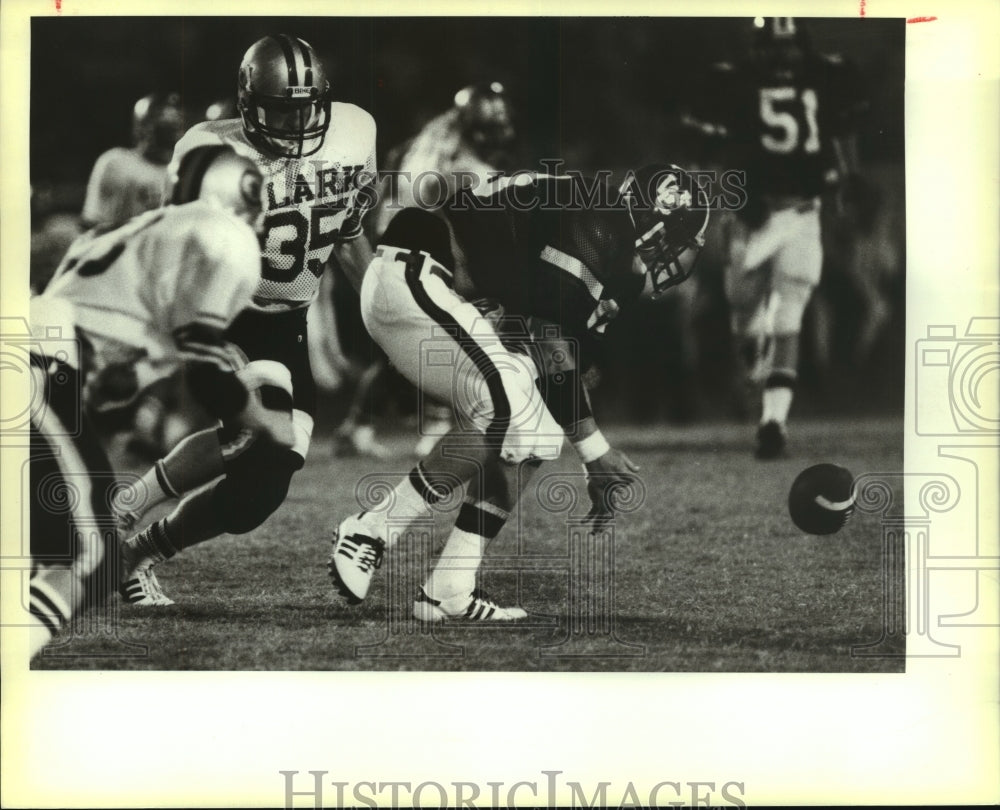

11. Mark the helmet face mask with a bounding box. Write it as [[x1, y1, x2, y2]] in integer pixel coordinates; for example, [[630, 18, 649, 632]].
[[622, 166, 710, 299], [635, 220, 705, 299], [238, 35, 332, 159], [241, 96, 329, 158]]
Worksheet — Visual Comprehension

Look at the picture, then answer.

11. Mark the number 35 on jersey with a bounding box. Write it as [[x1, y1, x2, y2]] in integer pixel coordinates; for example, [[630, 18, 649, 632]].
[[169, 102, 377, 311], [262, 162, 369, 282]]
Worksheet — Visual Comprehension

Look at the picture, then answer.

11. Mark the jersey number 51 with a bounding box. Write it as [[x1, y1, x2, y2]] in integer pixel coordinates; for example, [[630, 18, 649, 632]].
[[758, 86, 820, 155]]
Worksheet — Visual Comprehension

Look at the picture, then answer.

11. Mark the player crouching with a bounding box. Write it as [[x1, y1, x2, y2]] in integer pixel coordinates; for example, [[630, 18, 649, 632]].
[[329, 166, 710, 621], [25, 145, 275, 655]]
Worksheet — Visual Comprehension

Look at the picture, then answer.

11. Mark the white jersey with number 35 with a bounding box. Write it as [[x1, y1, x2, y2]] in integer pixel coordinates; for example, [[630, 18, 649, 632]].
[[170, 104, 377, 311]]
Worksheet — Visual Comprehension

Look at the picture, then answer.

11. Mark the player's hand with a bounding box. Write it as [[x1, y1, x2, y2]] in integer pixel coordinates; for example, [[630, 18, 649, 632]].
[[584, 448, 641, 530]]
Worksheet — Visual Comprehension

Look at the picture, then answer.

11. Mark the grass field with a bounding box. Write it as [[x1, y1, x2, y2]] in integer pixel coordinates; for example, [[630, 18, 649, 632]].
[[34, 415, 905, 672]]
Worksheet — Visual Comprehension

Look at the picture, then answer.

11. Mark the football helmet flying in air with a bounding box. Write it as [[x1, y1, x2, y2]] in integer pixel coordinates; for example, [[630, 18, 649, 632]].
[[132, 92, 186, 165], [619, 164, 711, 298], [237, 34, 332, 159], [170, 145, 263, 231]]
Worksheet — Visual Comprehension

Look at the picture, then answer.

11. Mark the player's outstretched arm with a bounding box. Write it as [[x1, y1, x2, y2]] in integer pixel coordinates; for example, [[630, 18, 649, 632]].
[[533, 329, 640, 527], [568, 411, 641, 530]]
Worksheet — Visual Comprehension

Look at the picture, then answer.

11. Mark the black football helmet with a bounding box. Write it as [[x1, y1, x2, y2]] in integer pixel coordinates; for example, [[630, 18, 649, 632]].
[[204, 97, 239, 122], [237, 35, 332, 159], [132, 92, 185, 165], [751, 17, 812, 67], [619, 165, 710, 298], [453, 81, 516, 162]]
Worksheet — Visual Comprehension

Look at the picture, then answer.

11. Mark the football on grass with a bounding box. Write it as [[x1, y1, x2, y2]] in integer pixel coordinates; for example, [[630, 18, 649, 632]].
[[788, 464, 856, 535]]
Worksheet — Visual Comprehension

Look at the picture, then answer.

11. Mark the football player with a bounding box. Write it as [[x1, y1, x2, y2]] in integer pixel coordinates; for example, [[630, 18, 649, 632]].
[[332, 81, 520, 459], [111, 35, 378, 604], [26, 144, 267, 657], [371, 80, 517, 236], [206, 95, 354, 402], [329, 165, 710, 620], [81, 92, 187, 231], [76, 92, 196, 456], [684, 17, 866, 458]]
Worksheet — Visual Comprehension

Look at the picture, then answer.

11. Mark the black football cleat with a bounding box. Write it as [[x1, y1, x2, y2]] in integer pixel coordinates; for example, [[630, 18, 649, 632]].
[[754, 420, 788, 460]]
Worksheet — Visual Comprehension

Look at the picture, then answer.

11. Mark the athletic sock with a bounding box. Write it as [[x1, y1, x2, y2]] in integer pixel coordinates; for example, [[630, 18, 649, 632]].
[[424, 499, 509, 602], [28, 574, 75, 658], [112, 459, 178, 522], [124, 518, 179, 565], [362, 462, 449, 546], [761, 369, 797, 425]]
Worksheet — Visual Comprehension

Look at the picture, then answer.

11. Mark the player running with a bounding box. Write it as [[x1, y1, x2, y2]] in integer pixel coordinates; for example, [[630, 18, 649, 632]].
[[112, 35, 378, 605], [684, 17, 866, 458], [329, 165, 710, 621], [25, 144, 267, 657]]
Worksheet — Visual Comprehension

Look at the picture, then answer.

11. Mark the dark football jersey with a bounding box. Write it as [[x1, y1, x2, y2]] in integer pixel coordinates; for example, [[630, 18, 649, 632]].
[[694, 53, 864, 198], [443, 174, 642, 340]]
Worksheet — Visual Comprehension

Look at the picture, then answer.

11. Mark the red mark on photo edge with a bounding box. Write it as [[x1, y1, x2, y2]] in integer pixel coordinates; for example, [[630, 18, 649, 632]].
[[907, 16, 938, 23], [55, 0, 61, 10], [859, 0, 866, 16]]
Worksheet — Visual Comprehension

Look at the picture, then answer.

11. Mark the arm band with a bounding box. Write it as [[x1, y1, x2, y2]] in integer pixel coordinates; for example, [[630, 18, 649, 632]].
[[573, 430, 610, 464]]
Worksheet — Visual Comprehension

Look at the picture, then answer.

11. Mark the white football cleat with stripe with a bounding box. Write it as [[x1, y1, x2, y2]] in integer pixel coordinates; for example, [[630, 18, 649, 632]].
[[120, 564, 174, 606], [413, 588, 527, 623], [328, 514, 385, 604], [118, 525, 174, 606]]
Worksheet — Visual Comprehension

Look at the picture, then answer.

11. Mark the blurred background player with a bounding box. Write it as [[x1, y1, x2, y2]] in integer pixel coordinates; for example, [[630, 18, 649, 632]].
[[112, 34, 379, 605], [31, 92, 187, 296], [81, 91, 187, 231], [372, 80, 517, 236], [25, 144, 266, 655], [683, 17, 867, 458], [204, 97, 238, 123], [331, 81, 519, 458], [77, 91, 205, 459], [330, 166, 710, 620]]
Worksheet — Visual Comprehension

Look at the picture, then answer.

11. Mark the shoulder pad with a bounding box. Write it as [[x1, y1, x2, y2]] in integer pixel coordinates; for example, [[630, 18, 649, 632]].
[[331, 102, 376, 133]]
